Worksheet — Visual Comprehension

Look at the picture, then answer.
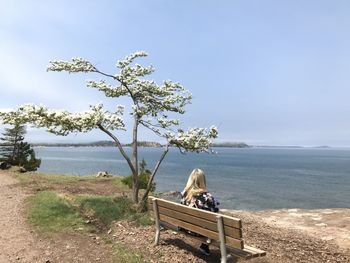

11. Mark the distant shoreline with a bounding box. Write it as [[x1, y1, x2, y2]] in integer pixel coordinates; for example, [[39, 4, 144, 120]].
[[30, 143, 334, 149], [30, 141, 251, 148]]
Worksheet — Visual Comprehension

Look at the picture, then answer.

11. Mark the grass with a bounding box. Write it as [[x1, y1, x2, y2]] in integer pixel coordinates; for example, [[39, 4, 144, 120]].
[[9, 168, 130, 196], [12, 169, 125, 186], [77, 196, 134, 226], [113, 243, 150, 263], [76, 195, 152, 228], [26, 190, 152, 234], [26, 191, 91, 233]]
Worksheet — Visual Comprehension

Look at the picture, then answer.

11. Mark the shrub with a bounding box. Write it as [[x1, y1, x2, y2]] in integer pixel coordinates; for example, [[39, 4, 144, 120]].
[[121, 159, 156, 192]]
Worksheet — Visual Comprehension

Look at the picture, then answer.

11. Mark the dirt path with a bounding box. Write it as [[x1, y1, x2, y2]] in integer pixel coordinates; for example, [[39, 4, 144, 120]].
[[0, 172, 48, 262]]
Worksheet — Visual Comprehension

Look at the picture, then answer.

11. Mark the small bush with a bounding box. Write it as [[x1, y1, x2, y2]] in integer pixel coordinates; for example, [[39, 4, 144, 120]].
[[121, 159, 156, 191]]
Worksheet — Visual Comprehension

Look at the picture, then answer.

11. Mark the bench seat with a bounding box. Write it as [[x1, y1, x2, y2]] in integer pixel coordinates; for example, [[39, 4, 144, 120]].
[[149, 197, 266, 262]]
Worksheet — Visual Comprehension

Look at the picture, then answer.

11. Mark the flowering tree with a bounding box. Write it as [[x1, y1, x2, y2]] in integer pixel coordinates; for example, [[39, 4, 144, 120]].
[[0, 51, 218, 206]]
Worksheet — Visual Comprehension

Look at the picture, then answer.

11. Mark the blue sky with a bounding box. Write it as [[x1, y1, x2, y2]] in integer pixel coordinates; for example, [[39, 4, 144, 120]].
[[1, 0, 350, 146]]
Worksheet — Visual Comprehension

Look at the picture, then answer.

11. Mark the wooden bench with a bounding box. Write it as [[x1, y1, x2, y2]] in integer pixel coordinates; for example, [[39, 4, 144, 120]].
[[149, 197, 266, 263]]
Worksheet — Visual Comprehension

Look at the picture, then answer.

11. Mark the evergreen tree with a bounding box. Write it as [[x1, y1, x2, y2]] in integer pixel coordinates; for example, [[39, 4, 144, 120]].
[[0, 123, 41, 171]]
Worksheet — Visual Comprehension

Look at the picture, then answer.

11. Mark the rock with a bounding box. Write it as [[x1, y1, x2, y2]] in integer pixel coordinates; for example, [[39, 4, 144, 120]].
[[96, 171, 111, 177], [9, 166, 27, 173], [18, 167, 27, 173]]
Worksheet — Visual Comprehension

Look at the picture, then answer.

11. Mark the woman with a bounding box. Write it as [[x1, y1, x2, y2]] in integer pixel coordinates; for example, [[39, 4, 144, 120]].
[[181, 168, 220, 256]]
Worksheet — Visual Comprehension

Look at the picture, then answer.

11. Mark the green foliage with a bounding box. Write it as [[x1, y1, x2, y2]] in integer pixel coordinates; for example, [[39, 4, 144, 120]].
[[25, 151, 41, 171], [121, 159, 156, 191], [0, 123, 41, 171], [134, 213, 153, 226], [26, 191, 89, 233]]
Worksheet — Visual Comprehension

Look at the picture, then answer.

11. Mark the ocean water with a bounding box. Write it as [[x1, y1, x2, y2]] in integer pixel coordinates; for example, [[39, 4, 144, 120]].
[[34, 147, 350, 211]]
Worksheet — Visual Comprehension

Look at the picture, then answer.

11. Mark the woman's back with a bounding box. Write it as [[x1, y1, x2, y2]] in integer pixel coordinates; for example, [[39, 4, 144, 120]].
[[181, 191, 219, 212]]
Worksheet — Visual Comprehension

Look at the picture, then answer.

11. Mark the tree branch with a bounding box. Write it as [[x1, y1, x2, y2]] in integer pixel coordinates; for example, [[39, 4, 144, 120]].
[[95, 69, 143, 118], [139, 120, 163, 137], [95, 70, 138, 104], [131, 115, 140, 202], [141, 144, 169, 202], [97, 124, 136, 175]]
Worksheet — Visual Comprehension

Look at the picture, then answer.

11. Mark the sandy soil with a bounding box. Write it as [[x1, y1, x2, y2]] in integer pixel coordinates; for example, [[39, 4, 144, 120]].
[[0, 171, 114, 263]]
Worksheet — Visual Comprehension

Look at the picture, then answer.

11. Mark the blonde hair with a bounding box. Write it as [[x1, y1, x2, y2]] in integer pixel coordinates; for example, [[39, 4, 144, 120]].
[[183, 168, 207, 202]]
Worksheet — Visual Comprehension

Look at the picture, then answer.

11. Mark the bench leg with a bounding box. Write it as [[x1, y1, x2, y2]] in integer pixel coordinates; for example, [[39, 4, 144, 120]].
[[152, 199, 161, 245], [155, 227, 160, 245], [217, 215, 228, 263]]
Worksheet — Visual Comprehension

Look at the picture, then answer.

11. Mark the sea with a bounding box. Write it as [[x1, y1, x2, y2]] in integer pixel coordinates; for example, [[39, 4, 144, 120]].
[[34, 147, 350, 211]]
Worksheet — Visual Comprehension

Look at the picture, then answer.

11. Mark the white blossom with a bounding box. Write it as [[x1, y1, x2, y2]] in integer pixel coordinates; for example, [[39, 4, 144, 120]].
[[0, 103, 125, 136], [47, 58, 97, 73], [117, 51, 148, 68], [166, 126, 219, 153], [87, 80, 128, 97]]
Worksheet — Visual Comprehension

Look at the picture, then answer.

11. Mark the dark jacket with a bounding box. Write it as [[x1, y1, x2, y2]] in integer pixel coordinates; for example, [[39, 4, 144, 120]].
[[181, 191, 219, 212]]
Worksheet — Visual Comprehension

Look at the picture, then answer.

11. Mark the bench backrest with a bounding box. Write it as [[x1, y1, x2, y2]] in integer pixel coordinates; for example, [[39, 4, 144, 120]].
[[149, 197, 244, 249]]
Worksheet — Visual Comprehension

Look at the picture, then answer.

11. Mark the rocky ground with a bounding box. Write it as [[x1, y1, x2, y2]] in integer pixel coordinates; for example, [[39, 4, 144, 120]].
[[251, 208, 350, 250], [109, 211, 350, 263], [0, 170, 349, 262]]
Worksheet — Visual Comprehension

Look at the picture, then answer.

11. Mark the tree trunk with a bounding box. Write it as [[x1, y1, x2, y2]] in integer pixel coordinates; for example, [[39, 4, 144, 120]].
[[138, 145, 169, 211], [97, 124, 139, 201], [132, 115, 139, 203], [11, 132, 18, 163]]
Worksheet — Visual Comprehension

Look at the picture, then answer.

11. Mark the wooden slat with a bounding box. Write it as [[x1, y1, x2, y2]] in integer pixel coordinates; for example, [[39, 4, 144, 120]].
[[227, 246, 266, 259], [159, 214, 244, 249], [243, 245, 267, 257], [149, 197, 242, 229], [158, 206, 242, 239], [160, 221, 256, 259], [227, 247, 254, 259], [158, 211, 267, 259]]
